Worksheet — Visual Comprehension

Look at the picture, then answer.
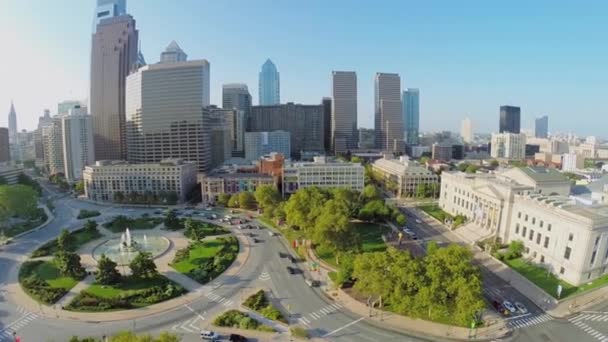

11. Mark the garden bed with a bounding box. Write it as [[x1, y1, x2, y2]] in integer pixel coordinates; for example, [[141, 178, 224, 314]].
[[213, 310, 275, 332], [243, 290, 287, 323], [171, 236, 239, 284], [77, 209, 101, 220], [32, 227, 102, 257], [19, 260, 82, 304], [418, 204, 453, 223]]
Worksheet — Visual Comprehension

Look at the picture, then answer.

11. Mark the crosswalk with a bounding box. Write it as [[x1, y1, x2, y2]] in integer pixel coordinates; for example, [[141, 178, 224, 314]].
[[205, 292, 235, 308], [0, 311, 39, 342], [506, 313, 552, 329], [297, 302, 343, 327], [569, 313, 608, 342]]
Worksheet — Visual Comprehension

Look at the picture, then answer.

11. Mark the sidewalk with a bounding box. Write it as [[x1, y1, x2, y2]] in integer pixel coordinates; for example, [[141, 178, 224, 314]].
[[56, 274, 95, 308]]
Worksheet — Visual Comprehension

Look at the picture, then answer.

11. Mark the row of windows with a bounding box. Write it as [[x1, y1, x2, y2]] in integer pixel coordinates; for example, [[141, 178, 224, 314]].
[[517, 211, 553, 232], [515, 224, 551, 249]]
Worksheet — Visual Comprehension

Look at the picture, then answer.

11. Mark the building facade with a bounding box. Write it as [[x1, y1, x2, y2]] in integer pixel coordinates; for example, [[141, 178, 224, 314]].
[[461, 117, 473, 144], [403, 88, 419, 145], [331, 71, 358, 154], [375, 73, 403, 151], [42, 116, 65, 175], [491, 133, 526, 160], [93, 0, 126, 29], [258, 59, 280, 105], [90, 14, 139, 161], [282, 156, 364, 195], [249, 103, 324, 159], [244, 131, 291, 161], [208, 107, 232, 169], [8, 101, 17, 144], [499, 105, 521, 134], [322, 97, 332, 153], [61, 107, 95, 181], [0, 127, 10, 162], [372, 156, 439, 198], [562, 153, 584, 172], [200, 171, 275, 204], [432, 143, 452, 162], [126, 59, 212, 172], [0, 165, 23, 184], [535, 115, 549, 139], [83, 159, 197, 203]]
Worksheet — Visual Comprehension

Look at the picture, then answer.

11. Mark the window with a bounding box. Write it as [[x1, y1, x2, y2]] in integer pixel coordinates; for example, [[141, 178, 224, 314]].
[[540, 220, 544, 228], [591, 251, 597, 265], [522, 226, 527, 237], [515, 224, 520, 234], [540, 255, 545, 263], [529, 229, 534, 241], [536, 233, 541, 245], [518, 212, 522, 219], [588, 273, 592, 280], [594, 237, 600, 247], [532, 217, 536, 225], [548, 224, 552, 232], [533, 251, 537, 258], [544, 236, 550, 248], [525, 247, 530, 253], [568, 233, 574, 242], [560, 267, 565, 275], [525, 214, 529, 222], [564, 247, 572, 260]]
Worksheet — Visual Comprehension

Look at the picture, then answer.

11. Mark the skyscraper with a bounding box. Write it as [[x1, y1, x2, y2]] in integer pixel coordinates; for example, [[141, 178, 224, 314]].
[[331, 71, 358, 154], [375, 73, 403, 151], [461, 117, 473, 143], [93, 0, 126, 30], [259, 59, 280, 105], [402, 88, 419, 145], [160, 41, 188, 63], [499, 105, 521, 134], [61, 107, 95, 181], [535, 115, 549, 138], [322, 97, 332, 153], [126, 58, 212, 172], [90, 10, 139, 161], [0, 127, 9, 162], [8, 101, 17, 144], [222, 84, 250, 156]]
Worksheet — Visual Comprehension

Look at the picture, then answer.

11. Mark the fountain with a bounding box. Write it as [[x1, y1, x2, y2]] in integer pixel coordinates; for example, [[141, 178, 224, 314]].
[[92, 228, 170, 266]]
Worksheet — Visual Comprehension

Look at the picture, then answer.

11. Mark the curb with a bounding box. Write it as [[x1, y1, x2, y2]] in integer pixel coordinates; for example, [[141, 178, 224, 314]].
[[3, 204, 55, 244]]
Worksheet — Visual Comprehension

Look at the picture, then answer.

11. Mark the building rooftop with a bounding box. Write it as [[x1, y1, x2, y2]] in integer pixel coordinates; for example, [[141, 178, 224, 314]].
[[517, 166, 569, 183]]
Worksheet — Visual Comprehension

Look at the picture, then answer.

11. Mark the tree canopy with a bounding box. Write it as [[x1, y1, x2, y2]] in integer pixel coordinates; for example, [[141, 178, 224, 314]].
[[130, 252, 158, 279], [96, 254, 121, 285], [238, 191, 256, 210], [0, 184, 39, 218]]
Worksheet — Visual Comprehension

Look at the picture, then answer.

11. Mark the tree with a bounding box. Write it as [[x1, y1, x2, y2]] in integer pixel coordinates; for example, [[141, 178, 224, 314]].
[[351, 156, 362, 163], [0, 176, 6, 185], [217, 193, 230, 206], [490, 160, 499, 168], [395, 214, 406, 226], [17, 173, 42, 195], [284, 187, 328, 233], [57, 228, 74, 250], [84, 220, 98, 234], [0, 184, 39, 218], [254, 184, 281, 212], [184, 218, 200, 241], [55, 251, 86, 279], [330, 187, 361, 218], [362, 184, 381, 201], [238, 191, 256, 210], [419, 156, 430, 165], [465, 165, 479, 174], [164, 210, 180, 230], [313, 199, 360, 264], [74, 180, 85, 195], [96, 254, 121, 285], [227, 194, 239, 208], [129, 252, 158, 279], [505, 240, 524, 259], [358, 200, 390, 222], [415, 184, 428, 198]]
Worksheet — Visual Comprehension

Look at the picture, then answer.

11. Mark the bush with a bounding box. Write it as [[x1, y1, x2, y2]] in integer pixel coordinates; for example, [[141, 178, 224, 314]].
[[77, 209, 101, 220], [243, 290, 287, 323], [213, 310, 275, 332], [18, 261, 68, 304], [290, 326, 309, 339]]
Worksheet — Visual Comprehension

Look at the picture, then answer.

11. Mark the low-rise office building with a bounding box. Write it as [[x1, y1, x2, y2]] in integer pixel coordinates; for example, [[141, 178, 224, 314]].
[[372, 156, 439, 197], [0, 164, 23, 184], [282, 156, 364, 195], [83, 159, 197, 203], [200, 168, 275, 204]]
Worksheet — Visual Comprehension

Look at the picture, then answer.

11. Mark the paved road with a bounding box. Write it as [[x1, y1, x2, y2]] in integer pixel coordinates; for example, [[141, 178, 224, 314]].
[[0, 181, 423, 341]]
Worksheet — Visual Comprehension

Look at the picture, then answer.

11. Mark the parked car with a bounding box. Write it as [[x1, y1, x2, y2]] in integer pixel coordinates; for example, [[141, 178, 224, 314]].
[[253, 238, 260, 243], [229, 334, 247, 342], [415, 219, 422, 224], [278, 252, 286, 258], [286, 266, 295, 274], [305, 279, 321, 287], [288, 256, 296, 263], [514, 301, 528, 314], [502, 300, 516, 313], [491, 300, 507, 315], [205, 207, 213, 211], [200, 330, 219, 341]]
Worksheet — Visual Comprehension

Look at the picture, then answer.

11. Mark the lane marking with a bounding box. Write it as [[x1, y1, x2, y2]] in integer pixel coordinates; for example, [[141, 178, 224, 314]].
[[184, 304, 206, 321], [322, 317, 365, 338]]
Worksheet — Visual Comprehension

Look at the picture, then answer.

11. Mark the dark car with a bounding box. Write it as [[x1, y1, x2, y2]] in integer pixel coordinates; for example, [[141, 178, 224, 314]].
[[288, 256, 296, 263], [253, 238, 260, 243], [492, 300, 508, 316], [229, 334, 247, 342], [286, 266, 295, 274], [278, 252, 286, 258]]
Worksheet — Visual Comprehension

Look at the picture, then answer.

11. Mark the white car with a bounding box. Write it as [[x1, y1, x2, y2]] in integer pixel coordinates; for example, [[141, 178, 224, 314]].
[[200, 330, 219, 341], [502, 300, 516, 313], [415, 219, 422, 224], [514, 301, 528, 314]]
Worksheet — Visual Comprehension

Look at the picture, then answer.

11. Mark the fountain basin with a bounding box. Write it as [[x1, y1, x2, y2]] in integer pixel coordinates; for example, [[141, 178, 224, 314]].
[[92, 234, 171, 266]]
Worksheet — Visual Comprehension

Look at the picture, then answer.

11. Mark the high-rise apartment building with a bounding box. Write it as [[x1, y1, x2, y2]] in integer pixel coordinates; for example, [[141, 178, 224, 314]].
[[8, 101, 17, 144], [491, 132, 526, 160], [42, 117, 65, 175], [402, 88, 419, 145], [93, 0, 126, 29], [259, 59, 280, 105], [222, 83, 251, 156], [535, 115, 549, 139], [35, 110, 53, 164], [249, 103, 324, 159], [61, 107, 95, 181], [90, 13, 139, 161], [375, 73, 403, 151], [244, 131, 291, 161], [0, 127, 9, 162], [126, 58, 212, 172], [331, 71, 358, 154], [160, 41, 188, 63], [499, 105, 521, 134], [461, 117, 473, 143], [207, 107, 232, 169]]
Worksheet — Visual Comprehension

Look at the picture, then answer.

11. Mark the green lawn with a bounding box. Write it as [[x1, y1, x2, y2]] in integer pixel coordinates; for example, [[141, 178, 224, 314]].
[[104, 217, 162, 233], [86, 276, 170, 299], [171, 240, 225, 274], [316, 222, 391, 267], [18, 260, 81, 304], [418, 204, 453, 223], [32, 228, 102, 257], [34, 261, 79, 290], [502, 257, 608, 299]]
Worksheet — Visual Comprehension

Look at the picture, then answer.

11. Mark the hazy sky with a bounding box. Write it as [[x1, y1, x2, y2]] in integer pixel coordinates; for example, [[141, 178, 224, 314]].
[[1, 0, 607, 137]]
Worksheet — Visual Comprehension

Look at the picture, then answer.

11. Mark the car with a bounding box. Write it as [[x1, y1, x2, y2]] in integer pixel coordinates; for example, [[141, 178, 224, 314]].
[[514, 301, 528, 314], [288, 255, 296, 263], [200, 330, 219, 341], [415, 219, 422, 224], [502, 300, 516, 313], [154, 210, 162, 215], [252, 238, 260, 243], [278, 252, 286, 258], [210, 214, 217, 219], [268, 230, 276, 237], [229, 334, 248, 342], [305, 279, 321, 287], [286, 266, 295, 274]]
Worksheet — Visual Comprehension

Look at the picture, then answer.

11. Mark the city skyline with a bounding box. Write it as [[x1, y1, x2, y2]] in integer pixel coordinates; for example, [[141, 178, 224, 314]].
[[2, 1, 608, 137]]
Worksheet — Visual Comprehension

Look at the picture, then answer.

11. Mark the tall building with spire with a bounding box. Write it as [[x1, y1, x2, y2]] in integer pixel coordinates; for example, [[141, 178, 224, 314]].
[[90, 0, 139, 161], [8, 101, 17, 144], [259, 59, 280, 105], [160, 41, 187, 63]]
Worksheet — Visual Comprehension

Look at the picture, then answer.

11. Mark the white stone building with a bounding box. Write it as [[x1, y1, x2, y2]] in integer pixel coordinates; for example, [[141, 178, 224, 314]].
[[61, 107, 95, 181], [282, 156, 364, 195], [372, 156, 439, 197], [491, 132, 526, 160]]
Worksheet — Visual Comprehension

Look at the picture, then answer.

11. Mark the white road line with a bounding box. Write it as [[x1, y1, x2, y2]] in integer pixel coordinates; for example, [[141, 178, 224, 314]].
[[331, 303, 342, 310], [505, 312, 531, 320], [320, 308, 331, 315], [322, 317, 365, 338], [298, 318, 310, 326], [310, 312, 321, 320], [184, 304, 206, 321]]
